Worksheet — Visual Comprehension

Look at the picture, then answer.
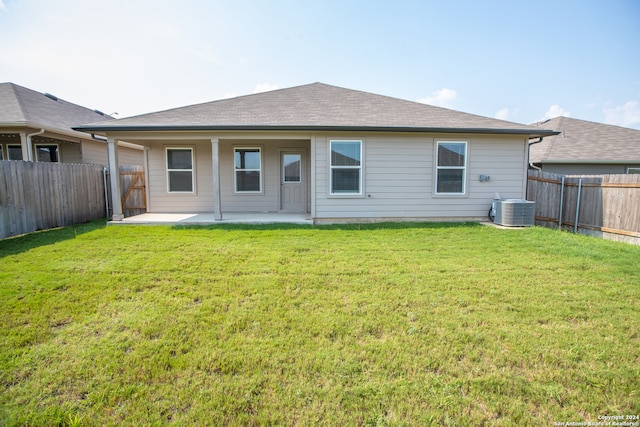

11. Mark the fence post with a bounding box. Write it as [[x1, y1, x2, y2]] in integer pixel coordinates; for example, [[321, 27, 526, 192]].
[[558, 176, 565, 230], [574, 178, 582, 234]]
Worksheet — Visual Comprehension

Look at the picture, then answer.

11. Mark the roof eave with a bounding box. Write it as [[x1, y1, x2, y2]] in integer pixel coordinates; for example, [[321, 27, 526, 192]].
[[73, 124, 558, 137], [2, 121, 94, 140]]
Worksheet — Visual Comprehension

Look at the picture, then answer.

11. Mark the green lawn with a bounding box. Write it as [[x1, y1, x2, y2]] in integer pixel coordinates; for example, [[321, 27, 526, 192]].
[[1, 221, 638, 426]]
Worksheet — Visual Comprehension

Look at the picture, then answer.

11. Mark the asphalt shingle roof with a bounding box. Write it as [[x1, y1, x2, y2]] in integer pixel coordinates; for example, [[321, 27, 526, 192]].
[[529, 116, 640, 163], [0, 82, 114, 136], [75, 83, 554, 136]]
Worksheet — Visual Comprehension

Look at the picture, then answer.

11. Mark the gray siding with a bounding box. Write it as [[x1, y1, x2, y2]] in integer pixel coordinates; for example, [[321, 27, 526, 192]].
[[219, 140, 309, 212], [313, 134, 528, 220], [82, 140, 144, 166], [141, 132, 528, 220], [146, 140, 214, 213], [145, 139, 310, 213]]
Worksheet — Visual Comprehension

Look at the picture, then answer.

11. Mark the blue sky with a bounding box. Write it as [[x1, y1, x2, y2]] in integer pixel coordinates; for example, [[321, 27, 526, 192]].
[[1, 0, 639, 128]]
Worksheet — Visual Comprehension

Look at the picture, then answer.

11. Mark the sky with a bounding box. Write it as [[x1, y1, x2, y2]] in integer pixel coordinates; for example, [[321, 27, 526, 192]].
[[1, 0, 639, 129]]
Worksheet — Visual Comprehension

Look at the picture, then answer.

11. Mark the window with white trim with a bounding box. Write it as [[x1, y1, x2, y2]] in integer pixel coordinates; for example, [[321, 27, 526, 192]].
[[166, 147, 194, 192], [330, 140, 362, 195], [7, 145, 22, 160], [234, 147, 262, 192], [627, 167, 640, 174], [35, 144, 59, 162], [436, 141, 467, 194]]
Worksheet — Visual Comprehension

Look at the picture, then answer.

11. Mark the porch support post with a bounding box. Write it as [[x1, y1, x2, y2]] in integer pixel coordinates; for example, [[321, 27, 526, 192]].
[[211, 137, 222, 220], [107, 137, 124, 221], [19, 133, 32, 161]]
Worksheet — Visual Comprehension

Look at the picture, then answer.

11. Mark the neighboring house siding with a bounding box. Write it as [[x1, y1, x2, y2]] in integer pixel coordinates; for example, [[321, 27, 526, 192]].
[[540, 163, 639, 175], [58, 142, 82, 163], [313, 133, 527, 219], [81, 140, 108, 165]]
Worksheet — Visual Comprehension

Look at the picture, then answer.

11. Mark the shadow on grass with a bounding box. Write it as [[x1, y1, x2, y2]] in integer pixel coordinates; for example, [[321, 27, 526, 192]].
[[0, 219, 107, 258], [170, 221, 484, 232]]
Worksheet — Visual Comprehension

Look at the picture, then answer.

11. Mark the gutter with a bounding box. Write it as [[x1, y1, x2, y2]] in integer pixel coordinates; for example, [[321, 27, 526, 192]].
[[73, 124, 560, 138], [540, 159, 639, 165]]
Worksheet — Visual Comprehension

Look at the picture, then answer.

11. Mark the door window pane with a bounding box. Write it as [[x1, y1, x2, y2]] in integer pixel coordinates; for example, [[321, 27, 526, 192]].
[[283, 154, 301, 182]]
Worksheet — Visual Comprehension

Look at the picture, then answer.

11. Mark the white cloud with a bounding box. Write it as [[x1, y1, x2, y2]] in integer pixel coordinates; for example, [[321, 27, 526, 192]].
[[495, 108, 510, 120], [253, 83, 279, 94], [0, 1, 6, 11], [543, 105, 570, 120], [603, 101, 640, 128], [417, 88, 457, 108]]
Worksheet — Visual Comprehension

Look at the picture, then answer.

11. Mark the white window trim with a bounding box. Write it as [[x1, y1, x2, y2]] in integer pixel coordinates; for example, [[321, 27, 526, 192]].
[[165, 147, 195, 194], [234, 146, 263, 194], [626, 167, 640, 174], [7, 144, 23, 161], [329, 139, 364, 197], [435, 140, 467, 196], [34, 143, 60, 162]]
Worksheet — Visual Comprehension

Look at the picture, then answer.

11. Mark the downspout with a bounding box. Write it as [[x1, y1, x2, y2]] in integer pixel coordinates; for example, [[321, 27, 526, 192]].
[[103, 167, 110, 218], [528, 137, 543, 171], [26, 128, 45, 161]]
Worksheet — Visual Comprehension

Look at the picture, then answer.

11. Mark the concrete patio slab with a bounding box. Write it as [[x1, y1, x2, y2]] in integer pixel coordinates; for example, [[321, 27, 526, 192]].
[[108, 212, 313, 225]]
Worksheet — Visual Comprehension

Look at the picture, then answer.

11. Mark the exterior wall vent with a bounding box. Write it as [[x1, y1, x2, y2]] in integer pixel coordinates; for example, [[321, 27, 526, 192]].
[[493, 199, 535, 227], [44, 93, 58, 101]]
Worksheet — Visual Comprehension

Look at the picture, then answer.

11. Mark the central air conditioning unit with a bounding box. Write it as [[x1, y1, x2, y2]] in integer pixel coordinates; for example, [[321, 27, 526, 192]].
[[492, 199, 535, 227]]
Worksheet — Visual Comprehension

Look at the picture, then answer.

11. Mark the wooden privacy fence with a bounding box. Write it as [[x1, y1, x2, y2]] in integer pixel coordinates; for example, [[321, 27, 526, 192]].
[[527, 170, 640, 244], [0, 160, 107, 239]]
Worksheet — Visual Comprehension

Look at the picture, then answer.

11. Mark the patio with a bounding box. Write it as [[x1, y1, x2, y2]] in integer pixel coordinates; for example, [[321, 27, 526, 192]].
[[108, 212, 313, 225]]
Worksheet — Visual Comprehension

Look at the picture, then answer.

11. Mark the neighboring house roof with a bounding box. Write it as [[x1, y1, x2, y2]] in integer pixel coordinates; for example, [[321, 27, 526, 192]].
[[76, 82, 555, 137], [529, 116, 640, 164], [0, 82, 114, 139]]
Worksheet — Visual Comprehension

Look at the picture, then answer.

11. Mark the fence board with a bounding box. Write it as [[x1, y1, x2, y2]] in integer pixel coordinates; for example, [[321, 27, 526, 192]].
[[528, 170, 640, 244], [0, 160, 107, 239]]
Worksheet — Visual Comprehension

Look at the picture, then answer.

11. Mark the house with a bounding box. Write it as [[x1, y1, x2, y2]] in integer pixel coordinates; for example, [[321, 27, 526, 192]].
[[75, 83, 555, 222], [529, 116, 640, 175], [0, 82, 143, 165]]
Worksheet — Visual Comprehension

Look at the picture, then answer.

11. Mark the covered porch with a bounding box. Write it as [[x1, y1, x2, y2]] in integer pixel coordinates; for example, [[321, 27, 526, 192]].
[[108, 212, 313, 225], [105, 135, 312, 222]]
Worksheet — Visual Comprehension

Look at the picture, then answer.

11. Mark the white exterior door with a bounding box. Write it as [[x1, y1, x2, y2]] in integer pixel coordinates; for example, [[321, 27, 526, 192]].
[[280, 151, 306, 212]]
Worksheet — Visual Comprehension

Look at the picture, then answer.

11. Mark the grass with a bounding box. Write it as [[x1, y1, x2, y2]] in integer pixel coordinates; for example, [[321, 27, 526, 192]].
[[0, 221, 639, 426]]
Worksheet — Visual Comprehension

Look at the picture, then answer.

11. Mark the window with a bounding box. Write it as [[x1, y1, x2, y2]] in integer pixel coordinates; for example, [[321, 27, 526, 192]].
[[627, 167, 640, 174], [436, 141, 467, 194], [0, 144, 3, 160], [234, 147, 262, 192], [330, 140, 362, 195], [166, 147, 194, 192], [7, 145, 23, 160], [35, 144, 59, 162], [283, 153, 301, 183]]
